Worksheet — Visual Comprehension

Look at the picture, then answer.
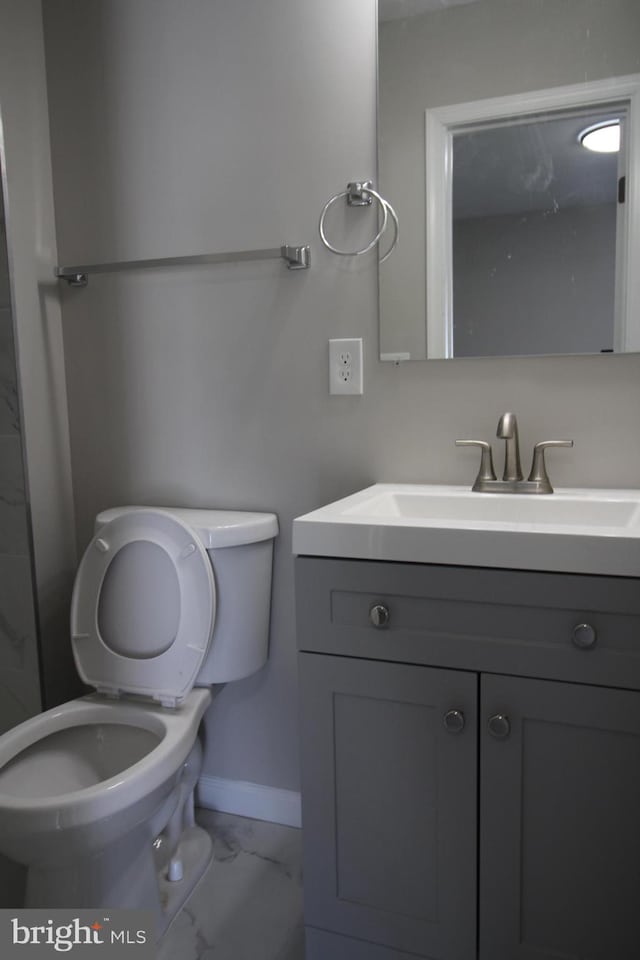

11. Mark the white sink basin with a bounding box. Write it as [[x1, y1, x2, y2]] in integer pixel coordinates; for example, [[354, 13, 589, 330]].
[[344, 488, 639, 527], [292, 484, 640, 576]]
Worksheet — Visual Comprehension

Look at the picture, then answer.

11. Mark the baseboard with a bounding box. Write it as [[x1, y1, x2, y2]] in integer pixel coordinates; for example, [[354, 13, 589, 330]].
[[197, 775, 302, 828]]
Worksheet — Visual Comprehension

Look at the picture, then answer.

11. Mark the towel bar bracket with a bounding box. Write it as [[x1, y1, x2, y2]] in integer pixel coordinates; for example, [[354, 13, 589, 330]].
[[66, 273, 89, 288], [281, 244, 311, 270]]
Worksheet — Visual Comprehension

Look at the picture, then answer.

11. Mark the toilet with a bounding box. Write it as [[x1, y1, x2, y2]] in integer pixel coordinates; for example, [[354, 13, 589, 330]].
[[0, 505, 278, 932]]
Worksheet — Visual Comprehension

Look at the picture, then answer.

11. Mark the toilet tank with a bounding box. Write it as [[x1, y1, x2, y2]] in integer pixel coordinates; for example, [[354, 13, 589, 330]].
[[95, 507, 278, 684]]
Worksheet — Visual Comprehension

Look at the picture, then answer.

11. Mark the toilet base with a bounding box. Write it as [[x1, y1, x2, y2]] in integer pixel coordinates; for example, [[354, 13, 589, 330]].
[[24, 821, 213, 939], [24, 818, 164, 914], [157, 824, 213, 937]]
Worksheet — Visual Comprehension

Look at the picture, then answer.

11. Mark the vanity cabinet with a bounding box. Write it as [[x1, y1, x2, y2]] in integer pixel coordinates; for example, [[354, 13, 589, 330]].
[[299, 654, 477, 960], [296, 557, 640, 960]]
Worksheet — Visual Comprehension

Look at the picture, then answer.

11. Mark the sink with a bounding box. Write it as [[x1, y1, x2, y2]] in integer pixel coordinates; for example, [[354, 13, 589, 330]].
[[292, 484, 640, 576], [343, 488, 639, 527]]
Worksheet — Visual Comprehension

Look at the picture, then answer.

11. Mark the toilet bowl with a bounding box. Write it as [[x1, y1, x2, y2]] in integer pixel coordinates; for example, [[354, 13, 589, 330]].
[[0, 506, 277, 932]]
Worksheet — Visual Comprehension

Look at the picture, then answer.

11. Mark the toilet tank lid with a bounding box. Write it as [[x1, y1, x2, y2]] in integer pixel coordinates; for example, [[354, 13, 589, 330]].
[[95, 506, 278, 548]]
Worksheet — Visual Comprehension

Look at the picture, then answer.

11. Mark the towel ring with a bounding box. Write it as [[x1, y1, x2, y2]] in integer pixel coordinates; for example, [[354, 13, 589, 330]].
[[379, 200, 399, 264], [319, 183, 389, 257]]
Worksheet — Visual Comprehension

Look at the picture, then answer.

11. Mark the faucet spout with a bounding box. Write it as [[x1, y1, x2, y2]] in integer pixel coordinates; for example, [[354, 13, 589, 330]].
[[456, 414, 573, 494], [496, 412, 523, 481]]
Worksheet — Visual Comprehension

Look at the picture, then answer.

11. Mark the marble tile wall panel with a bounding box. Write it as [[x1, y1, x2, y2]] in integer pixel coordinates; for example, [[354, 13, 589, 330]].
[[0, 555, 41, 733], [0, 206, 40, 730], [0, 211, 8, 307], [0, 306, 19, 436], [0, 435, 29, 556]]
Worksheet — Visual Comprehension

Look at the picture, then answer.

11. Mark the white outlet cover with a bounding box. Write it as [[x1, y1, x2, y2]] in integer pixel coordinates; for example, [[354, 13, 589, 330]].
[[329, 338, 363, 395]]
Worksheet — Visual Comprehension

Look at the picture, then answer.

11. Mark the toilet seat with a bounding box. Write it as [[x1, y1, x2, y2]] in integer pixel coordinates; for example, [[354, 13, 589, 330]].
[[71, 510, 216, 707]]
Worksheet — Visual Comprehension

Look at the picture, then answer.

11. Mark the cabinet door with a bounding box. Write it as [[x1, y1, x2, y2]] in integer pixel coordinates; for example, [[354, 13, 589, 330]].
[[480, 674, 640, 960], [299, 653, 477, 960]]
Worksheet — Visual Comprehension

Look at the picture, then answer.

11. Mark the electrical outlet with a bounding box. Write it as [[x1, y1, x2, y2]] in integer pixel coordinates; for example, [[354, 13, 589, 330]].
[[329, 338, 363, 395]]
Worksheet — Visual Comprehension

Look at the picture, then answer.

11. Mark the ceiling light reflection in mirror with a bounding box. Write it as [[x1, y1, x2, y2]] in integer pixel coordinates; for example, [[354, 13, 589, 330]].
[[579, 120, 621, 154]]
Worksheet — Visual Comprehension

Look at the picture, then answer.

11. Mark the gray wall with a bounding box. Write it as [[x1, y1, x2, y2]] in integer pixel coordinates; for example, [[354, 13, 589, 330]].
[[453, 203, 617, 357], [379, 0, 640, 359], [42, 0, 640, 794]]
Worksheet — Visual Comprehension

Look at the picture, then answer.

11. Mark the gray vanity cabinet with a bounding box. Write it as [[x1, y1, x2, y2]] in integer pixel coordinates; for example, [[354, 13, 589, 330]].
[[480, 673, 640, 960], [299, 653, 477, 960], [296, 557, 640, 960]]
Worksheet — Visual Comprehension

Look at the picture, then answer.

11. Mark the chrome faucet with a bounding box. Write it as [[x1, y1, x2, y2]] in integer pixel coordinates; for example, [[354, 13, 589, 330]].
[[456, 413, 573, 494], [496, 412, 523, 482]]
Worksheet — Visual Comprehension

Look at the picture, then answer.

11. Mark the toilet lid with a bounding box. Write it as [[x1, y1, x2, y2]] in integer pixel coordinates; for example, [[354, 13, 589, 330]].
[[71, 510, 216, 707]]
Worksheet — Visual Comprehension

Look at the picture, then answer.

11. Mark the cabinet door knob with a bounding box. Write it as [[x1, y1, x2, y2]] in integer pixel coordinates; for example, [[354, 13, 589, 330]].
[[488, 714, 511, 739], [369, 603, 390, 628], [572, 623, 597, 649], [443, 709, 465, 734]]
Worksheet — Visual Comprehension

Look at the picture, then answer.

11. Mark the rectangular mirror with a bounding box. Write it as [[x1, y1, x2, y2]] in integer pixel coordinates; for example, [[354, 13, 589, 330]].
[[377, 0, 640, 361]]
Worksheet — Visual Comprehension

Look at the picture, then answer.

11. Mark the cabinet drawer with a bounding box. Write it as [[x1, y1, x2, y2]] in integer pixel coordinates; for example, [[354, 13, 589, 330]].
[[295, 557, 640, 691]]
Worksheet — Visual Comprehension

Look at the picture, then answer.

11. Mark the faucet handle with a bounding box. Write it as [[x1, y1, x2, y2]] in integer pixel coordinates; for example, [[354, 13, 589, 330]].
[[455, 440, 497, 486], [527, 439, 574, 493]]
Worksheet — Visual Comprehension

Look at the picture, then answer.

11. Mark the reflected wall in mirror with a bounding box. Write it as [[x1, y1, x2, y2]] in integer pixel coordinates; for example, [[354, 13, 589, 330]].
[[378, 0, 640, 361], [452, 109, 621, 358]]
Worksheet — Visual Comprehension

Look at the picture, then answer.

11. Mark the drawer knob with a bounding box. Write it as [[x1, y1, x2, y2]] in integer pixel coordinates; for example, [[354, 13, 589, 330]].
[[369, 603, 390, 628], [572, 623, 597, 649], [443, 709, 465, 734], [488, 714, 511, 739]]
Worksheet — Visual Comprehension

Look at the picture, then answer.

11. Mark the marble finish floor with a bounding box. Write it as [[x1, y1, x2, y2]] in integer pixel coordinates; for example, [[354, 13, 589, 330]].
[[157, 809, 304, 960]]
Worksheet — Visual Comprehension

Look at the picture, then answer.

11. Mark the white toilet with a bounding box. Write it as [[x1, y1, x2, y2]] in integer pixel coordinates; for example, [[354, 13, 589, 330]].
[[0, 505, 278, 932]]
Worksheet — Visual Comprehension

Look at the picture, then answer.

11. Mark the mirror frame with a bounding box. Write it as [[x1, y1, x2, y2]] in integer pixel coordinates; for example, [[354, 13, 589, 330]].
[[425, 73, 640, 358]]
